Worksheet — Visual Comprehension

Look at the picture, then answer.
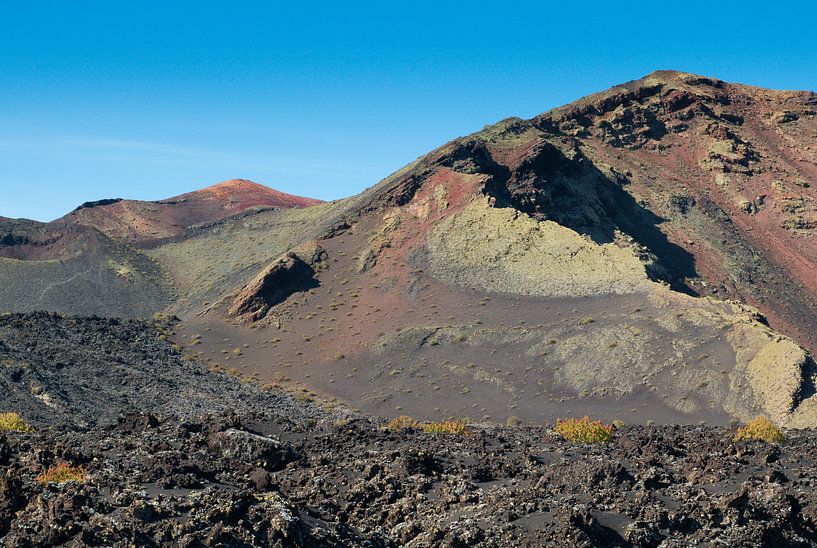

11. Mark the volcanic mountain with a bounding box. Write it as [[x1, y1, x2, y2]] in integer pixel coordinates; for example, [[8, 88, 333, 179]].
[[64, 179, 322, 245], [4, 71, 817, 428], [0, 180, 321, 316]]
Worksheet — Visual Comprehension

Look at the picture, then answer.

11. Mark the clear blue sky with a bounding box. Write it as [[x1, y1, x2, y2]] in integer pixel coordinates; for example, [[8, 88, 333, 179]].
[[3, 1, 816, 221]]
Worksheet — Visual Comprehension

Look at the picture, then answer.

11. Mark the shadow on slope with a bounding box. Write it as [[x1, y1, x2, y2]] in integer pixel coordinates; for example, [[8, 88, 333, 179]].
[[476, 137, 699, 294]]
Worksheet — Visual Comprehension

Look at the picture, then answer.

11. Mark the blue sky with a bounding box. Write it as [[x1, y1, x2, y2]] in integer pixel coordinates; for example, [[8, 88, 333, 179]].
[[3, 1, 817, 221]]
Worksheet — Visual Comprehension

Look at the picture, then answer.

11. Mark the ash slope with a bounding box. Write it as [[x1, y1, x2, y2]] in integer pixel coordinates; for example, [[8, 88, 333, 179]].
[[2, 315, 817, 547]]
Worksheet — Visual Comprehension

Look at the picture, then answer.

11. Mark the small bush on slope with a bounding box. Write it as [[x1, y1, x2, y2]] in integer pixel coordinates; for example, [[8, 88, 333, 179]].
[[735, 416, 785, 443], [386, 416, 468, 434], [36, 462, 87, 485], [555, 416, 614, 443], [420, 419, 468, 434]]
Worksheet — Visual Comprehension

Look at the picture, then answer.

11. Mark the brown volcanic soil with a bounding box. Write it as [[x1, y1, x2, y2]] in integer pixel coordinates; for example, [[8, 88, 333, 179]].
[[176, 220, 798, 428]]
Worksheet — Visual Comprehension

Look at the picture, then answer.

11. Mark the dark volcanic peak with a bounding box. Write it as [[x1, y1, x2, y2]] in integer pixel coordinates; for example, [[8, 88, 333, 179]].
[[73, 198, 124, 211]]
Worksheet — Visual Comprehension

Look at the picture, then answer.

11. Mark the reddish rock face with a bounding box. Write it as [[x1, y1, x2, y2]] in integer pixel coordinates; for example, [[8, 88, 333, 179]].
[[322, 71, 817, 352], [528, 70, 817, 352]]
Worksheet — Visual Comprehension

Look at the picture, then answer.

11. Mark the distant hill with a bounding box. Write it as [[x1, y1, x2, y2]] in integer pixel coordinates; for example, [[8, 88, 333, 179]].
[[64, 179, 322, 245], [0, 180, 322, 316]]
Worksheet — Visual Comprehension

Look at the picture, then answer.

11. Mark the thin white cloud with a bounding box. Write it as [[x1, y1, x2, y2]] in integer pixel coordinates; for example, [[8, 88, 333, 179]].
[[0, 135, 383, 178]]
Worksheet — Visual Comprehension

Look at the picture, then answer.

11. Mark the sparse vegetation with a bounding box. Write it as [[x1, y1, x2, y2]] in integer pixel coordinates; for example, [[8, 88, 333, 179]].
[[0, 412, 31, 432], [735, 416, 785, 444], [386, 415, 468, 434], [555, 416, 614, 443], [506, 415, 522, 427], [36, 462, 87, 484]]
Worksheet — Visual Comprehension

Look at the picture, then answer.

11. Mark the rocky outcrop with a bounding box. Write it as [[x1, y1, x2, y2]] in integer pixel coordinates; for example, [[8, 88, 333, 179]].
[[208, 429, 300, 471], [427, 199, 654, 297], [228, 242, 327, 323]]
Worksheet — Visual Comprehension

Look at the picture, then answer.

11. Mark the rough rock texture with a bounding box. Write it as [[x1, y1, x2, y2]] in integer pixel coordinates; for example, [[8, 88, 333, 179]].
[[228, 242, 327, 323], [530, 71, 817, 353], [4, 413, 817, 546], [1, 311, 817, 546], [0, 313, 322, 428]]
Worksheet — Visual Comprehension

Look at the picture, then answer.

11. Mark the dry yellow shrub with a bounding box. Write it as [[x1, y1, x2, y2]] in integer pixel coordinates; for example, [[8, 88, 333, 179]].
[[735, 416, 785, 443], [0, 412, 31, 432], [36, 462, 87, 485], [555, 416, 614, 443]]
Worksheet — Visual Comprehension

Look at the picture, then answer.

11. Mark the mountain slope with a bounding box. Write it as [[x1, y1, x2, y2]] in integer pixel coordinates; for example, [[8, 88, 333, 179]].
[[4, 72, 817, 427], [532, 70, 817, 353], [158, 72, 817, 428]]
